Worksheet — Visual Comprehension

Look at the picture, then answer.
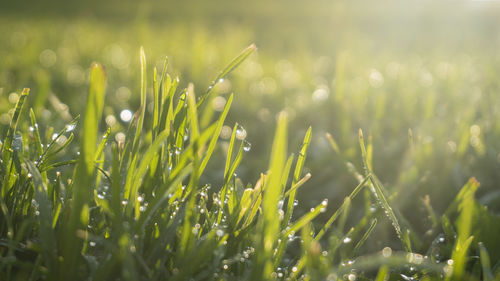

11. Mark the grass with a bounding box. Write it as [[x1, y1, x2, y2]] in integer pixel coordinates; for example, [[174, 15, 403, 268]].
[[2, 2, 500, 279], [1, 42, 500, 280]]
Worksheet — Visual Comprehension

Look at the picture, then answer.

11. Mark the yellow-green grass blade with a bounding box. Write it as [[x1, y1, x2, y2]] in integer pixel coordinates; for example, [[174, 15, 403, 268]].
[[199, 93, 233, 175], [2, 88, 29, 157], [314, 175, 371, 244], [283, 199, 328, 237], [448, 178, 480, 281], [284, 127, 312, 228], [354, 218, 377, 253], [253, 111, 287, 279], [478, 242, 494, 281], [197, 44, 256, 106], [131, 47, 147, 157], [26, 160, 57, 278], [61, 63, 106, 279]]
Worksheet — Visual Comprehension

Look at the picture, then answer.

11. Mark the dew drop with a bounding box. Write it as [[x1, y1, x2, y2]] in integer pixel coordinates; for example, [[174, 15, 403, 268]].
[[66, 124, 76, 132], [120, 109, 133, 122], [382, 247, 392, 257], [243, 140, 252, 152], [235, 126, 247, 140]]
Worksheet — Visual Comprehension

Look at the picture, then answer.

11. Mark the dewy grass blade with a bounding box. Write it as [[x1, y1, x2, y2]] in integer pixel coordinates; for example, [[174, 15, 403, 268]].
[[359, 128, 412, 252], [214, 43, 257, 83], [2, 88, 29, 161], [197, 44, 256, 106], [29, 108, 47, 183], [283, 173, 311, 198], [26, 161, 57, 278], [253, 111, 287, 279], [282, 199, 328, 237], [61, 63, 106, 279], [284, 127, 312, 228], [369, 173, 411, 252], [29, 108, 43, 158], [199, 93, 233, 174], [130, 129, 170, 220], [95, 127, 111, 161], [280, 154, 295, 196], [313, 174, 371, 243], [354, 218, 377, 253], [36, 115, 79, 167], [224, 123, 238, 180]]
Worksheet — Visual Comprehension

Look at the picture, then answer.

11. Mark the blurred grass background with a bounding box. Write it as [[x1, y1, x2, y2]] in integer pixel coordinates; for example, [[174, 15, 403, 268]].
[[2, 0, 500, 251]]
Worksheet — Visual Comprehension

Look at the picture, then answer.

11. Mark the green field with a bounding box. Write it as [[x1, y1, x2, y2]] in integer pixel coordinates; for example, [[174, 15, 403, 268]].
[[1, 1, 500, 280]]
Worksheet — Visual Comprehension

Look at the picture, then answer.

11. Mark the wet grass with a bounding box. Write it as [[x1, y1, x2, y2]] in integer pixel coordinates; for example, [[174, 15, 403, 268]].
[[1, 43, 500, 280]]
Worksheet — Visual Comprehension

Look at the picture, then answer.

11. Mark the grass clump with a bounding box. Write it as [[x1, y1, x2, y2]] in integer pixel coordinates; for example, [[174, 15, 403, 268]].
[[1, 44, 500, 281]]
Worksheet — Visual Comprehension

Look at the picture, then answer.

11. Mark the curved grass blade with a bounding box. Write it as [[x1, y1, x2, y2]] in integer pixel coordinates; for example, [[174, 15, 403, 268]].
[[197, 44, 256, 106]]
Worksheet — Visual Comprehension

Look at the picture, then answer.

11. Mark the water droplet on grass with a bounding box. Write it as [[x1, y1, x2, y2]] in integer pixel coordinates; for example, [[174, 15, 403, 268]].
[[120, 109, 133, 122], [235, 125, 247, 140], [66, 124, 76, 132], [382, 247, 392, 257], [243, 140, 252, 152]]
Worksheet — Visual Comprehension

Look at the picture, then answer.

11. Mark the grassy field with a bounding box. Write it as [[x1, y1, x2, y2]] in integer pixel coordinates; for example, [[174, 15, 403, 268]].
[[2, 1, 500, 280]]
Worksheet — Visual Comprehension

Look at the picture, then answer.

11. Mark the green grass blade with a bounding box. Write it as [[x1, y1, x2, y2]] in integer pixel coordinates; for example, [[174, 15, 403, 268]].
[[283, 173, 311, 198], [253, 111, 287, 279], [479, 242, 494, 281], [282, 199, 328, 237], [128, 129, 170, 219], [369, 176, 411, 252], [313, 175, 371, 243], [199, 93, 233, 174], [354, 218, 377, 253], [449, 178, 480, 280], [61, 63, 106, 279], [224, 123, 238, 180], [2, 88, 29, 154], [29, 108, 43, 158], [283, 126, 312, 228], [26, 160, 57, 277], [131, 46, 147, 156], [197, 44, 256, 106], [187, 83, 199, 141]]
